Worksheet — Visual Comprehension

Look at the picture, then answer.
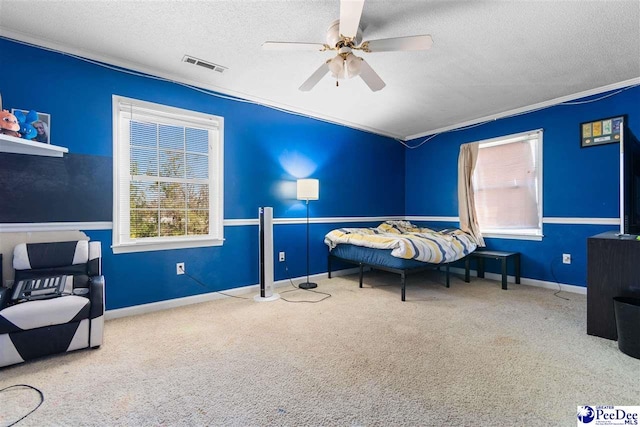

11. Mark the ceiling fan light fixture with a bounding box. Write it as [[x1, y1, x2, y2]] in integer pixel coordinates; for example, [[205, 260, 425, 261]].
[[328, 54, 344, 78], [328, 53, 362, 80], [345, 53, 362, 78]]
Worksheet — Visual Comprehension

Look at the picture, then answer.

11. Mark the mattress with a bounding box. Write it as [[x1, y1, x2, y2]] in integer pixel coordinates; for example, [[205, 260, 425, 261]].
[[331, 244, 431, 270]]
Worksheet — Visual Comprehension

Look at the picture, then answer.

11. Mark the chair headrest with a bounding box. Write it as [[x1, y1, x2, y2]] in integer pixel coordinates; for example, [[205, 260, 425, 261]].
[[13, 241, 89, 270]]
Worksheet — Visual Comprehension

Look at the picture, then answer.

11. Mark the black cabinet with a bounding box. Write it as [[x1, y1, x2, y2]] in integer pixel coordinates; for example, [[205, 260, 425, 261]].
[[587, 231, 640, 340]]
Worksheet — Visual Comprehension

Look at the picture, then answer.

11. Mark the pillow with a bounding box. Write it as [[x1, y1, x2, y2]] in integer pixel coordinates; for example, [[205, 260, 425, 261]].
[[378, 220, 419, 233]]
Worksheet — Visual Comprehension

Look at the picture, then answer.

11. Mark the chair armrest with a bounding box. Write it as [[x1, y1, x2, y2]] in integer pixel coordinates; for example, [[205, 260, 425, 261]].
[[89, 275, 105, 319], [0, 287, 9, 310]]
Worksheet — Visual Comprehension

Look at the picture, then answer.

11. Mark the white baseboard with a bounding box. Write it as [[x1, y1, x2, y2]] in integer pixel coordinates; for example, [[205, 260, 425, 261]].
[[519, 276, 587, 295], [105, 267, 362, 320], [448, 267, 586, 295]]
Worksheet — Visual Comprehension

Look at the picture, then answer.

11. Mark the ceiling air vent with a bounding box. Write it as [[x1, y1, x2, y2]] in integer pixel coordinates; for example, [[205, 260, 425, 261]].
[[182, 55, 227, 73]]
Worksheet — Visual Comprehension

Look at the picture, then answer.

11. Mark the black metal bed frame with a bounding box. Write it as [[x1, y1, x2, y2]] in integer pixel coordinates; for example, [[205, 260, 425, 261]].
[[327, 252, 456, 301]]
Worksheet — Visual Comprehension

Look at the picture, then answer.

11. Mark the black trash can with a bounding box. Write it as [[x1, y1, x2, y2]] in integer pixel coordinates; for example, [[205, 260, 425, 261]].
[[613, 297, 640, 359]]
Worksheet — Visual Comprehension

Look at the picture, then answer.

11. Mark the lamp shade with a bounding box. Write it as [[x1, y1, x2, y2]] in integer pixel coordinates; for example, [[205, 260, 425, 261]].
[[297, 179, 319, 201]]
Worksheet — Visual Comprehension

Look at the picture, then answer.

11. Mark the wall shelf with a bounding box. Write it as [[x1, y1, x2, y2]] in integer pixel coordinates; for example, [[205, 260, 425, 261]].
[[0, 133, 68, 157]]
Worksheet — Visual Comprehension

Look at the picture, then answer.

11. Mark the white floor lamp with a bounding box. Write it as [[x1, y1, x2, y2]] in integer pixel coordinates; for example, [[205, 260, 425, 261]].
[[297, 178, 319, 290]]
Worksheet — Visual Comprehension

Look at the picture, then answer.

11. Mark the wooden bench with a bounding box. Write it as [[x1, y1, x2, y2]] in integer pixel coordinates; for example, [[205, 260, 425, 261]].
[[464, 250, 520, 290]]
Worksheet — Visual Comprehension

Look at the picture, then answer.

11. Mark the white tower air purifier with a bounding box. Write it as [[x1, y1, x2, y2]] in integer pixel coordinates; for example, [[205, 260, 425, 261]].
[[254, 207, 280, 302]]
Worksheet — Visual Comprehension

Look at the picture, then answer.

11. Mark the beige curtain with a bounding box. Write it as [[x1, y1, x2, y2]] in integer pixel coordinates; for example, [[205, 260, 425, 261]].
[[458, 142, 485, 246]]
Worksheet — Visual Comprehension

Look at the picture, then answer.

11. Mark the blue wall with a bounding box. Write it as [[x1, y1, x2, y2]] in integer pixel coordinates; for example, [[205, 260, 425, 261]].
[[0, 38, 405, 309], [405, 85, 640, 287], [2, 36, 637, 309]]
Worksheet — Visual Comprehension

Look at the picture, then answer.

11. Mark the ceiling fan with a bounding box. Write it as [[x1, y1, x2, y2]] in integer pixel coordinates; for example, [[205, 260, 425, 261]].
[[262, 0, 433, 92]]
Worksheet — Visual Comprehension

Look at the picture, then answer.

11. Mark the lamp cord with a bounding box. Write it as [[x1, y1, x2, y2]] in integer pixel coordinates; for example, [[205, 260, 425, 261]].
[[179, 266, 251, 300], [179, 263, 331, 303], [279, 264, 331, 303], [0, 384, 44, 426], [549, 259, 570, 301]]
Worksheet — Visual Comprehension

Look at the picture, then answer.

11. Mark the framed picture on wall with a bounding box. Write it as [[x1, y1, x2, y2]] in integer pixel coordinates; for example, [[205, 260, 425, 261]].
[[11, 109, 51, 144], [580, 115, 624, 148]]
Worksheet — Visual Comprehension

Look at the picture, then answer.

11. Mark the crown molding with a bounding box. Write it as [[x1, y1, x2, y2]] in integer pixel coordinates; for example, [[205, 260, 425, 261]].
[[404, 77, 640, 142], [4, 31, 635, 143], [0, 31, 403, 140]]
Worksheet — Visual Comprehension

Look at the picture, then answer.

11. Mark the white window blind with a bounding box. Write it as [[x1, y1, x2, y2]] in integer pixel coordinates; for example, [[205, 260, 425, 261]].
[[472, 130, 543, 238], [113, 96, 224, 253]]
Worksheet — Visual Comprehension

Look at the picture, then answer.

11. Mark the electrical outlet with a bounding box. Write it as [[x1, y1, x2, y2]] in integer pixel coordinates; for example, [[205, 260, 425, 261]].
[[562, 253, 571, 264], [279, 252, 285, 262], [176, 262, 185, 275]]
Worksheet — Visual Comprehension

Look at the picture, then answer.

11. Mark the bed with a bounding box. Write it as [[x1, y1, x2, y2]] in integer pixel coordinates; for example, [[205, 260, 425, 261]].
[[325, 221, 478, 301]]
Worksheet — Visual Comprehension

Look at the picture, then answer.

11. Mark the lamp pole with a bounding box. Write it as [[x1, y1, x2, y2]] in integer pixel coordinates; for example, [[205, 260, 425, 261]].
[[299, 198, 317, 289]]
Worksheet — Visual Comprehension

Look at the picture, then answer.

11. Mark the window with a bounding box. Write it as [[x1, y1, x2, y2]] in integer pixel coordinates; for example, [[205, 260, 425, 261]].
[[472, 129, 543, 240], [112, 96, 223, 253]]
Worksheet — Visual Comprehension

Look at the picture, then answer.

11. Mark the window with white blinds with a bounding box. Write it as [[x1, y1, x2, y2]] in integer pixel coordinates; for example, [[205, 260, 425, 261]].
[[472, 130, 543, 239], [112, 96, 224, 253]]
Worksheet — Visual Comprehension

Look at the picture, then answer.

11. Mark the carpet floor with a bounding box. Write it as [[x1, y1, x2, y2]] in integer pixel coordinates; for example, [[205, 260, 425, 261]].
[[1, 271, 639, 426]]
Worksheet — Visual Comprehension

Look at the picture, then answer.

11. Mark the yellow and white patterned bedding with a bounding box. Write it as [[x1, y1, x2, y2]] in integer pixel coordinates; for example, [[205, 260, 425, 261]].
[[324, 221, 477, 264]]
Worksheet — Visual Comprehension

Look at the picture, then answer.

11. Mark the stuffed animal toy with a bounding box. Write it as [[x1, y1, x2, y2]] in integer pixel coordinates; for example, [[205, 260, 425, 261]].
[[0, 110, 20, 137], [13, 110, 38, 140]]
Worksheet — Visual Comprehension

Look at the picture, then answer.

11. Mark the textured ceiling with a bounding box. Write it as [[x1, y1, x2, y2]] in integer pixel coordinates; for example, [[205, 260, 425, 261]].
[[1, 0, 639, 140]]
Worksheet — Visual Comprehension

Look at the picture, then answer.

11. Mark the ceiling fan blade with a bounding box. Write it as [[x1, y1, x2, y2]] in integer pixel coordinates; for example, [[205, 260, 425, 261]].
[[359, 59, 385, 91], [262, 42, 327, 51], [299, 62, 330, 91], [339, 0, 365, 39], [363, 35, 433, 52]]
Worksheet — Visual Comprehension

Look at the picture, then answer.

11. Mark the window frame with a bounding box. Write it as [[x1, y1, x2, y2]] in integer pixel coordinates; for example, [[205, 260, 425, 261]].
[[472, 129, 544, 241], [112, 95, 224, 254]]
